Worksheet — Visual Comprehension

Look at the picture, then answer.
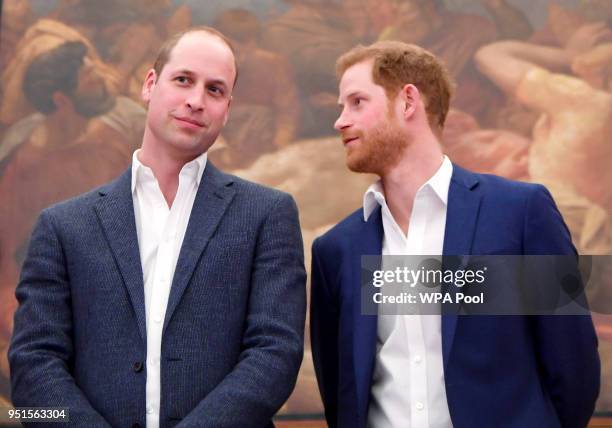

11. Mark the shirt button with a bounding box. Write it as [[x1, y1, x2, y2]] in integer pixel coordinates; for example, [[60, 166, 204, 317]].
[[413, 355, 422, 364], [146, 405, 153, 414], [416, 402, 424, 411], [154, 315, 162, 323]]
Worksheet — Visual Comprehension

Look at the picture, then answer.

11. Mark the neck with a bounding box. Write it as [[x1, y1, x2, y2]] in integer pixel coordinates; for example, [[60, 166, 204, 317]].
[[42, 109, 88, 148], [380, 132, 444, 235], [139, 130, 200, 207]]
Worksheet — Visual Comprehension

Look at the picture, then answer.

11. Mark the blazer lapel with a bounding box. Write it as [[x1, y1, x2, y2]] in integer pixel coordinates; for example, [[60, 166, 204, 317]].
[[94, 168, 147, 344], [163, 162, 236, 333], [441, 164, 482, 370], [351, 207, 383, 425]]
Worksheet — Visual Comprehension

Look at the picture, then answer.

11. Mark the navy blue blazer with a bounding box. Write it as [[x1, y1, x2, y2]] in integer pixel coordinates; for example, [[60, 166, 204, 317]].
[[9, 162, 306, 428], [311, 165, 600, 428]]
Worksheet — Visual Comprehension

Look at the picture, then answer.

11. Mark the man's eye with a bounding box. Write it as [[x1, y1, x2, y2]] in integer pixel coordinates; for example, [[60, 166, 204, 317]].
[[353, 98, 362, 106], [208, 86, 224, 96], [175, 76, 190, 84]]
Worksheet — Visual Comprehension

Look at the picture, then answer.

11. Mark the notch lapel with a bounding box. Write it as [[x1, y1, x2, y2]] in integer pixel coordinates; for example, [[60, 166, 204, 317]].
[[351, 207, 383, 425], [162, 162, 236, 333], [94, 168, 147, 344], [441, 165, 482, 370]]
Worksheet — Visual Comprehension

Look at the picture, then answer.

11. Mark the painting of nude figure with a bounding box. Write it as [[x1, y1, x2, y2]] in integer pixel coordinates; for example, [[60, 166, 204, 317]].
[[0, 0, 611, 419]]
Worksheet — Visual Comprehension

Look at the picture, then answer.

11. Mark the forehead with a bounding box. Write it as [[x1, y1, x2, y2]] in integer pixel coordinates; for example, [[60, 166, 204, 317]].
[[163, 32, 236, 82], [339, 60, 383, 97]]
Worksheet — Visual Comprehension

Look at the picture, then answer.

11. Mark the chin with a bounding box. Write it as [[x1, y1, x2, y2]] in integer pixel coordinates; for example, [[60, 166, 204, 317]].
[[346, 156, 374, 174], [168, 138, 204, 155]]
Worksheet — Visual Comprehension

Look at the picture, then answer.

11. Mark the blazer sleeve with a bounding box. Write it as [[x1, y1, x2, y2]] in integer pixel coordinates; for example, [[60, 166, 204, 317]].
[[310, 237, 340, 428], [8, 209, 111, 427], [524, 184, 600, 428], [177, 193, 306, 428]]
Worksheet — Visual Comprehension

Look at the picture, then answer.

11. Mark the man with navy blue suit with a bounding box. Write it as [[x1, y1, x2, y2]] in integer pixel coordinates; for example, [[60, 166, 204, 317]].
[[310, 41, 600, 428], [9, 27, 306, 428]]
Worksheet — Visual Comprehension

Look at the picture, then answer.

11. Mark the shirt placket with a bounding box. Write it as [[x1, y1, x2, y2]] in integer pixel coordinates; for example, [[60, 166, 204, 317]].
[[146, 185, 172, 425], [405, 190, 430, 427]]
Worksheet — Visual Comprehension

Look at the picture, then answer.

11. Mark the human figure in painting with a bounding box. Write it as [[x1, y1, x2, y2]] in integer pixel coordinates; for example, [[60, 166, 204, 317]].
[[260, 0, 369, 137], [49, 0, 193, 102], [212, 8, 299, 168], [476, 24, 612, 251], [0, 38, 144, 384]]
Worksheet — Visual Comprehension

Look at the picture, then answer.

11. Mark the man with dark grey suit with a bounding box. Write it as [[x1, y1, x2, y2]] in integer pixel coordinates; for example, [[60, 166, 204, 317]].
[[9, 26, 306, 428]]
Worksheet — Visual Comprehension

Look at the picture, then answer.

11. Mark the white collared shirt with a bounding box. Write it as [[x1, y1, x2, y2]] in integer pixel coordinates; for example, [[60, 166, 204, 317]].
[[131, 149, 207, 428], [366, 156, 454, 428]]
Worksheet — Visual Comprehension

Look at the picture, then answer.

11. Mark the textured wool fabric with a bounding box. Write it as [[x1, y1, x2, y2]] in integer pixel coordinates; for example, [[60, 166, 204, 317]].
[[9, 162, 306, 428]]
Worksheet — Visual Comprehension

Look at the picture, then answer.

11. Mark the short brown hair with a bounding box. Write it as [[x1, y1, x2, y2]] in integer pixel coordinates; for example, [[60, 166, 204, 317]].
[[152, 26, 238, 85], [336, 41, 454, 131]]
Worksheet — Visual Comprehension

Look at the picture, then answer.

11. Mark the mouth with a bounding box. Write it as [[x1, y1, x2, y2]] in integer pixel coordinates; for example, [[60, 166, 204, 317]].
[[343, 136, 359, 146], [174, 116, 205, 128]]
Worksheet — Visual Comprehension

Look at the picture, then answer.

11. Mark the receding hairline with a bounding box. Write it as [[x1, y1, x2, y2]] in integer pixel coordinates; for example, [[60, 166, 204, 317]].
[[153, 26, 238, 84]]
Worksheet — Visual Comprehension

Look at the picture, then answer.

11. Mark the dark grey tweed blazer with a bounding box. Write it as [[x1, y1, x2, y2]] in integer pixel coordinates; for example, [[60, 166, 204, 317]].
[[9, 161, 306, 428]]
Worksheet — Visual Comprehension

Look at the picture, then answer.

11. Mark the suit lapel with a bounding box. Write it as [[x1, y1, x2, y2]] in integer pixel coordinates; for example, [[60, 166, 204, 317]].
[[94, 168, 147, 344], [351, 207, 383, 425], [163, 162, 236, 333], [441, 164, 482, 370]]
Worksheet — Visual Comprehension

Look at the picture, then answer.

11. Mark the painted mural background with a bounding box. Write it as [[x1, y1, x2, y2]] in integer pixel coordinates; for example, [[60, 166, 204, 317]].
[[0, 0, 611, 417]]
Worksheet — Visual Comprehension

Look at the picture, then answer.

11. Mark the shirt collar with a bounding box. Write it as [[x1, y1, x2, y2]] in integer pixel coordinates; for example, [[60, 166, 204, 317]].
[[362, 155, 453, 221], [131, 149, 208, 193]]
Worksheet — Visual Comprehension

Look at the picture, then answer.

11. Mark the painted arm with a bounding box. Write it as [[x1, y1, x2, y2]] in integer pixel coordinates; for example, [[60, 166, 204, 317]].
[[475, 22, 612, 93], [475, 40, 570, 94]]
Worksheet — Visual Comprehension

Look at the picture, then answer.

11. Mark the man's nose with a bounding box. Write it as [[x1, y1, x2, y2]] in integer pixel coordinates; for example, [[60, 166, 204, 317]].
[[186, 88, 205, 111], [334, 110, 350, 131]]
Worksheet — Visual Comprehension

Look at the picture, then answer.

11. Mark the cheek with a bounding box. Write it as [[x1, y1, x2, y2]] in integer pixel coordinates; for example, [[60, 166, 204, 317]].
[[146, 95, 173, 126], [150, 86, 184, 108], [209, 102, 230, 123], [360, 106, 387, 130], [164, 92, 185, 109]]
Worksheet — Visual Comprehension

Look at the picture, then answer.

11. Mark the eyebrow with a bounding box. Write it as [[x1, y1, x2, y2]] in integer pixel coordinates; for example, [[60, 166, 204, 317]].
[[339, 91, 364, 105], [173, 69, 196, 78], [172, 70, 229, 89], [206, 78, 228, 90]]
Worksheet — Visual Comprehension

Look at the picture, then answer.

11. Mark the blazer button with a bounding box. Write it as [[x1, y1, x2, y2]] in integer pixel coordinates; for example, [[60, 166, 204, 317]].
[[133, 361, 143, 373]]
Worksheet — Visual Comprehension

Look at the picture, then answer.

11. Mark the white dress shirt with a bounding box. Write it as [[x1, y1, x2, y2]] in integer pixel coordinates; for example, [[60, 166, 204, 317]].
[[131, 149, 207, 428], [366, 156, 454, 428]]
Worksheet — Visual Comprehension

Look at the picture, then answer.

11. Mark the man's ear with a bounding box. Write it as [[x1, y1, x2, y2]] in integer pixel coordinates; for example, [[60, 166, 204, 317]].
[[141, 69, 157, 103], [400, 83, 420, 121]]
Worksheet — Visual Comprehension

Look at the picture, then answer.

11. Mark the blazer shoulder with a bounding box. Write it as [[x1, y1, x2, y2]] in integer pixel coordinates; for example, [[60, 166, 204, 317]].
[[314, 207, 363, 251], [477, 172, 546, 193], [42, 182, 111, 220], [220, 170, 295, 209], [463, 168, 551, 207]]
